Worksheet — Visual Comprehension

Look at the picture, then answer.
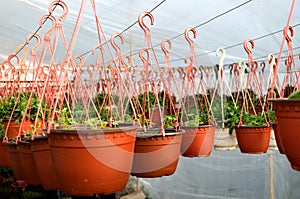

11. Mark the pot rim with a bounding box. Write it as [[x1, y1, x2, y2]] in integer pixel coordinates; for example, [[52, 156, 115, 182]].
[[235, 125, 271, 129]]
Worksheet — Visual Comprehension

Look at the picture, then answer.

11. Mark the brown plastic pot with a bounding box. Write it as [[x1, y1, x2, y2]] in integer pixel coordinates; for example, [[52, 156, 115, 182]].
[[131, 129, 183, 178], [271, 123, 285, 154], [49, 126, 136, 196], [271, 99, 300, 171], [31, 136, 59, 190], [17, 141, 41, 185], [4, 120, 34, 140], [180, 125, 216, 157], [0, 141, 10, 167], [235, 125, 271, 154], [6, 142, 24, 180]]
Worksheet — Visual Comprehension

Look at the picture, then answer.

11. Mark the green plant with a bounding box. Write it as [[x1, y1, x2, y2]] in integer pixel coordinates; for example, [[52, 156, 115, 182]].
[[241, 112, 267, 126], [288, 90, 300, 99], [0, 93, 45, 123], [223, 101, 241, 133], [55, 107, 77, 129], [164, 114, 177, 128], [183, 104, 210, 127]]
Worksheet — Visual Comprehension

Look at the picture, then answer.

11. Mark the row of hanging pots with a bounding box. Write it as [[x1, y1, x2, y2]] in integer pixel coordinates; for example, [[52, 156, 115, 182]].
[[1, 119, 220, 196], [5, 125, 137, 196]]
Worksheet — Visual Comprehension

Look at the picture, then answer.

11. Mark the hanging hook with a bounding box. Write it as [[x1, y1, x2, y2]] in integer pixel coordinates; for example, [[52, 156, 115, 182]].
[[92, 45, 105, 56], [260, 62, 266, 73], [228, 64, 234, 76], [26, 33, 42, 56], [139, 48, 150, 65], [7, 54, 20, 72], [110, 32, 124, 58], [243, 39, 254, 55], [268, 53, 276, 68], [161, 39, 172, 57], [39, 14, 56, 40], [15, 45, 28, 69], [243, 39, 254, 67], [48, 0, 68, 22], [253, 61, 258, 73], [161, 39, 172, 63], [184, 27, 197, 48], [138, 11, 154, 35], [121, 55, 131, 72], [216, 48, 226, 67], [284, 25, 294, 48]]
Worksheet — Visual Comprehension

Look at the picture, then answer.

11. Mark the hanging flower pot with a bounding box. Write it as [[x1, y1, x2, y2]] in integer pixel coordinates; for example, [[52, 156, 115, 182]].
[[235, 125, 271, 154], [3, 120, 34, 140], [0, 141, 10, 167], [31, 136, 59, 190], [271, 98, 300, 171], [180, 125, 215, 157], [271, 123, 285, 154], [6, 142, 24, 181], [131, 129, 183, 178], [17, 141, 41, 186], [49, 125, 136, 196]]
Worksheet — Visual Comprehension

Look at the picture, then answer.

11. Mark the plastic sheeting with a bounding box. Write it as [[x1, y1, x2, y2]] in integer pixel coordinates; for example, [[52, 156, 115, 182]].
[[143, 150, 300, 199], [0, 0, 300, 69]]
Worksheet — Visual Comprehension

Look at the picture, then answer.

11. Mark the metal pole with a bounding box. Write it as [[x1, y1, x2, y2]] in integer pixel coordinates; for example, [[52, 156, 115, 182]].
[[269, 152, 275, 199]]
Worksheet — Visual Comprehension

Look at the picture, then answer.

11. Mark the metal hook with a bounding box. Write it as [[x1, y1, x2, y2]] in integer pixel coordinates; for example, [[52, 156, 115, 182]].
[[184, 27, 197, 48], [283, 25, 294, 47], [48, 0, 68, 22], [110, 32, 124, 57], [138, 11, 154, 34]]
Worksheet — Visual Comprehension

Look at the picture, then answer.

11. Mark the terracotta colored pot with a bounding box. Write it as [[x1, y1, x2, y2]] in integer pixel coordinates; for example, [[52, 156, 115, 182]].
[[271, 99, 300, 171], [17, 141, 41, 185], [6, 142, 24, 180], [4, 120, 34, 140], [131, 129, 183, 178], [180, 125, 216, 157], [0, 141, 10, 167], [31, 136, 59, 190], [271, 123, 285, 154], [235, 126, 271, 154], [49, 126, 136, 196]]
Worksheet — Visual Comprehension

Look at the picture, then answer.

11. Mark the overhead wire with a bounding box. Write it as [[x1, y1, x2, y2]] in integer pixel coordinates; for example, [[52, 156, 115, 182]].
[[14, 0, 62, 56], [165, 23, 300, 65], [79, 0, 166, 57]]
